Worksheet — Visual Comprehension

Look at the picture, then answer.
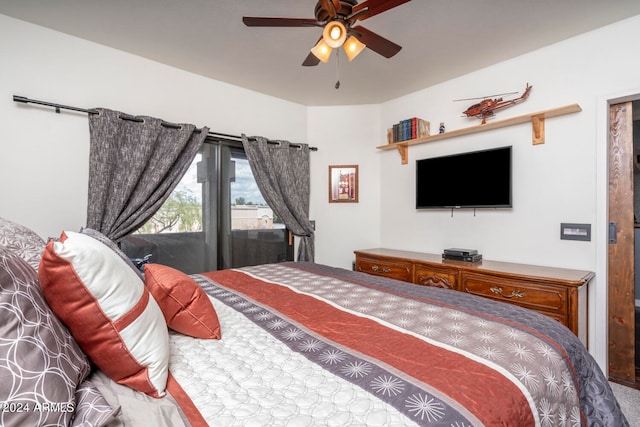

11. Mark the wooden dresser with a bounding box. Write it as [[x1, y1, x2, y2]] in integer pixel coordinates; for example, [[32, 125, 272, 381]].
[[354, 248, 593, 344]]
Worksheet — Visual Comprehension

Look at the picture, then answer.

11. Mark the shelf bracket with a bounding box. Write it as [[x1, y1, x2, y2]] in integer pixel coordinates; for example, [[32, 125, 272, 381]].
[[396, 143, 409, 164], [531, 114, 545, 145]]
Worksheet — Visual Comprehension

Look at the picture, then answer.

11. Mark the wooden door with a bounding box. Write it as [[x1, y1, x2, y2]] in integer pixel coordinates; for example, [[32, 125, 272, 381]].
[[608, 101, 636, 384]]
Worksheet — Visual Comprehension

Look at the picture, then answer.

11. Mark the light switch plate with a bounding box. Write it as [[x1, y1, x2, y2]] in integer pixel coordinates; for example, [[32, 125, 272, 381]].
[[560, 223, 591, 241]]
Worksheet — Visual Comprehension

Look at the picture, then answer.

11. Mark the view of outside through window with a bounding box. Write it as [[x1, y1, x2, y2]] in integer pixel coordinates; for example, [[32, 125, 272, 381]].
[[137, 154, 204, 234], [137, 154, 279, 234], [227, 157, 283, 231], [136, 154, 203, 234]]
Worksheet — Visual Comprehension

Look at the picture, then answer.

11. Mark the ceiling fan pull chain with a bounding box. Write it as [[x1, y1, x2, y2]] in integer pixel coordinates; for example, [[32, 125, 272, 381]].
[[335, 49, 341, 89]]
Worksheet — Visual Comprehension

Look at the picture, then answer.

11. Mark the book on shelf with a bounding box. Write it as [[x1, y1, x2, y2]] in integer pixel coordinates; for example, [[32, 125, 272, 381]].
[[388, 117, 430, 143]]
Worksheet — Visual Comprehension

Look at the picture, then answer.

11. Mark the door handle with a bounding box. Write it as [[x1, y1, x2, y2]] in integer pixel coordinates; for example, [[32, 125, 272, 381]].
[[608, 222, 617, 244]]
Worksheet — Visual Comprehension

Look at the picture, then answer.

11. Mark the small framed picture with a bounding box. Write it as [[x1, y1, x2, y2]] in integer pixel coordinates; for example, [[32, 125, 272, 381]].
[[329, 165, 358, 203]]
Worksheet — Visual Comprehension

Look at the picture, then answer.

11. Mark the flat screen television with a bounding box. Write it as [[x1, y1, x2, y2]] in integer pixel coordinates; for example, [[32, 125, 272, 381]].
[[416, 146, 512, 209]]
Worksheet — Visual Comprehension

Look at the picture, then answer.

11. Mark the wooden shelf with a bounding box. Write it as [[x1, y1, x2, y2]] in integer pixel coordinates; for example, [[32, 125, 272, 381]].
[[378, 104, 582, 164]]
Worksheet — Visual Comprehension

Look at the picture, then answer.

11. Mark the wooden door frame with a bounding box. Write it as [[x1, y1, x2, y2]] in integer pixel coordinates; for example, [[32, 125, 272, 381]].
[[607, 101, 636, 385], [591, 91, 639, 380]]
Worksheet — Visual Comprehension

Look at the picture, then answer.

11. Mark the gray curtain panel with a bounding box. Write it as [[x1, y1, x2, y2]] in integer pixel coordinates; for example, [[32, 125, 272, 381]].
[[87, 108, 208, 242], [242, 135, 315, 262]]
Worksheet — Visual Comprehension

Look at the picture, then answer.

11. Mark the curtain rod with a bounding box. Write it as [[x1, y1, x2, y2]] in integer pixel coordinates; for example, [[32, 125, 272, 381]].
[[12, 95, 317, 151]]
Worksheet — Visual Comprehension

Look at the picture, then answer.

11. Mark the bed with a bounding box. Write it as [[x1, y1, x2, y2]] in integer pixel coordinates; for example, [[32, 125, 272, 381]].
[[0, 217, 628, 426]]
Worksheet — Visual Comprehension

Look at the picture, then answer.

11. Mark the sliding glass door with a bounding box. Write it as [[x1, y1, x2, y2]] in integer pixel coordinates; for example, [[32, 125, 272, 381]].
[[218, 143, 292, 269], [121, 137, 293, 273]]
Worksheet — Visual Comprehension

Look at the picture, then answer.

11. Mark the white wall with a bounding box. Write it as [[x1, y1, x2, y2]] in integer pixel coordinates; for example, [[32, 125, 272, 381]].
[[307, 105, 381, 269], [0, 14, 307, 239], [373, 15, 640, 369]]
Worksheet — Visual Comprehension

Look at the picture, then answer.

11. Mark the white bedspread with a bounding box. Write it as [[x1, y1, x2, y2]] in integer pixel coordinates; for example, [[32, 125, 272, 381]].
[[168, 297, 417, 426]]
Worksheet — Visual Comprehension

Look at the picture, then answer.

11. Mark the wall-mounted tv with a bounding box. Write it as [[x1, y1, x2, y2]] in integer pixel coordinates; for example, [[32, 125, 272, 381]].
[[416, 146, 512, 209]]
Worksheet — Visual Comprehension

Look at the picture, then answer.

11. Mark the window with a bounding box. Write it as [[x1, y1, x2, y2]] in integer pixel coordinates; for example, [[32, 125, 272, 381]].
[[120, 137, 293, 273]]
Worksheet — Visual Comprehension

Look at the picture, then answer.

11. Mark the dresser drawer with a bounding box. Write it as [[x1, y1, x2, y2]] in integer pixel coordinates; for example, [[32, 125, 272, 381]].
[[356, 257, 412, 282], [414, 264, 458, 290], [461, 273, 568, 314]]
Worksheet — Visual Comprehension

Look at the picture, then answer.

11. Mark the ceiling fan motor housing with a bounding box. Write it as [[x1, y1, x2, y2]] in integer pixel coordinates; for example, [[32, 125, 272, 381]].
[[314, 0, 358, 22]]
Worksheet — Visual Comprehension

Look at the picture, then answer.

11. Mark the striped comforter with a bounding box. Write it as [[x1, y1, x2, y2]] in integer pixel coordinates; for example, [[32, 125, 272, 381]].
[[168, 262, 626, 426]]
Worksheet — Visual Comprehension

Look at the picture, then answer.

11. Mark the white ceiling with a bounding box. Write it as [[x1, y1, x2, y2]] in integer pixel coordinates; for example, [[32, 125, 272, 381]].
[[2, 1, 640, 106]]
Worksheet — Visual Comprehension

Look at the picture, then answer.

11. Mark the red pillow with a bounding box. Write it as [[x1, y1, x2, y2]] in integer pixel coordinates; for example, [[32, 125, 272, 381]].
[[144, 264, 221, 339]]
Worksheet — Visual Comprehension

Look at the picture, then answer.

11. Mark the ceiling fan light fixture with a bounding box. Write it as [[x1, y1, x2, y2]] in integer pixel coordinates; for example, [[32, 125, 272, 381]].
[[322, 20, 347, 48], [344, 36, 366, 61], [310, 39, 333, 63]]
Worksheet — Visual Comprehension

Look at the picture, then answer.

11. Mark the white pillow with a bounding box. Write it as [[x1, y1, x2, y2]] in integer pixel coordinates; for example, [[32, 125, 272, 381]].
[[39, 231, 169, 398]]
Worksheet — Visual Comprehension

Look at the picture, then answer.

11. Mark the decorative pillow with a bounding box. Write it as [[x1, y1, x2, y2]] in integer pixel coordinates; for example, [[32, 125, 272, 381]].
[[38, 231, 170, 398], [80, 227, 144, 280], [0, 216, 46, 270], [144, 263, 221, 339], [0, 245, 91, 426]]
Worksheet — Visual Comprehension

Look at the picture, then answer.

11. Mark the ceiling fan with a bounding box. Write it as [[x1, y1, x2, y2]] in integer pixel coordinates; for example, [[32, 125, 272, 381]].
[[243, 0, 411, 66]]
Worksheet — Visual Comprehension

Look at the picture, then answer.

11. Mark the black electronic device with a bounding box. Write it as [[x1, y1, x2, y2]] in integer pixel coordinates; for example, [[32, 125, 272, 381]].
[[443, 248, 478, 257], [442, 253, 483, 263], [416, 146, 512, 209]]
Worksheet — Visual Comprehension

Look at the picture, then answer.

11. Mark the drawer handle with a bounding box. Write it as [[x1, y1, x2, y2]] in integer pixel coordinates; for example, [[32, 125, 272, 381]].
[[371, 265, 391, 273], [490, 286, 526, 299], [418, 275, 453, 288]]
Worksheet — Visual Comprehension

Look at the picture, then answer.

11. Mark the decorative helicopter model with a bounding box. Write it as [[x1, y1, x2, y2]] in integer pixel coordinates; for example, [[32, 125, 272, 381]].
[[457, 83, 533, 124]]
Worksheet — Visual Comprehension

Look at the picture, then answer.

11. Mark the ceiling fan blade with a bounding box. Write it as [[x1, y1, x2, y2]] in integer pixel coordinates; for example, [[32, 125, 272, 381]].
[[351, 0, 411, 20], [243, 17, 321, 27], [302, 52, 321, 67], [351, 25, 402, 58]]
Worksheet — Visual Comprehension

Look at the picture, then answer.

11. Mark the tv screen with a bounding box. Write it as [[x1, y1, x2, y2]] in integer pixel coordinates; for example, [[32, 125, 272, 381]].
[[416, 146, 512, 209]]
